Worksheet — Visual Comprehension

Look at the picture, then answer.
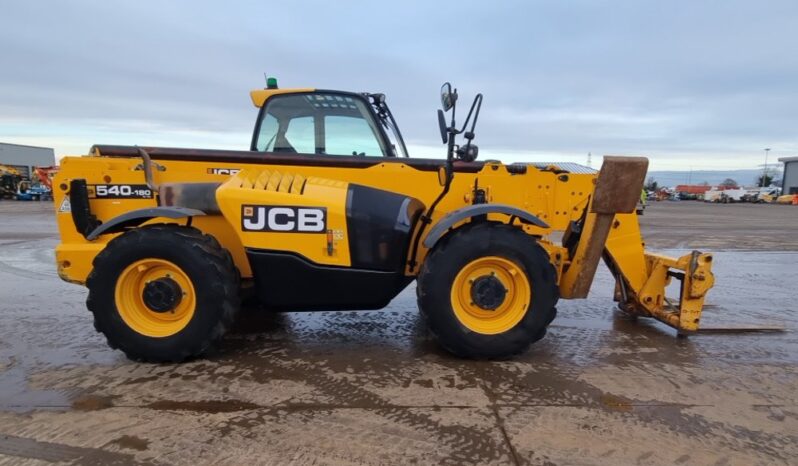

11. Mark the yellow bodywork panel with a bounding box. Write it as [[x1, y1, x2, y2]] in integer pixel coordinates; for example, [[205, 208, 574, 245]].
[[52, 155, 595, 283], [216, 170, 352, 266], [250, 88, 315, 107]]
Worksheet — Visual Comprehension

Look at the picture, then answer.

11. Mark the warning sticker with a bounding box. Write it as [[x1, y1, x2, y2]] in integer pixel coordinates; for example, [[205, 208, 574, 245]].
[[58, 198, 71, 213]]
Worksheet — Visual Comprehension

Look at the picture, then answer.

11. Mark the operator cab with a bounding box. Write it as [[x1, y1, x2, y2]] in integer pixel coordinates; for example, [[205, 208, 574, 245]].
[[249, 79, 484, 169], [250, 82, 408, 158]]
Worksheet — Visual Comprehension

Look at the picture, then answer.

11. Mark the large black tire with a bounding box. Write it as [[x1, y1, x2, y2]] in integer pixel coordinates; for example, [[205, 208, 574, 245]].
[[417, 222, 558, 359], [87, 224, 240, 362]]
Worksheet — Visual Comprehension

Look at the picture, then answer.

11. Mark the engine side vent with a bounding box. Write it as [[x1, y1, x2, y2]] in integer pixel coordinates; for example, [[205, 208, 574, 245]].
[[238, 169, 307, 194]]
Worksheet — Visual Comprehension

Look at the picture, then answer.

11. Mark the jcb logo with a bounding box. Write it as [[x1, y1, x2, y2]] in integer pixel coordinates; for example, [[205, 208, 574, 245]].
[[241, 205, 326, 233], [207, 168, 240, 175]]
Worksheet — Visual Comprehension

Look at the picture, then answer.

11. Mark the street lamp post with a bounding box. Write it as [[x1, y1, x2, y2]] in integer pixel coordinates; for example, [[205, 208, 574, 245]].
[[762, 148, 771, 187]]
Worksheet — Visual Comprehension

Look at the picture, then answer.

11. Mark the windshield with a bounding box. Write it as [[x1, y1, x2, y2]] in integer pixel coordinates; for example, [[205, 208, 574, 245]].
[[253, 92, 388, 156]]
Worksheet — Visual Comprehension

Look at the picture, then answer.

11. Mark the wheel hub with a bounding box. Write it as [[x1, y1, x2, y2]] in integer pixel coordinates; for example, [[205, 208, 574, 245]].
[[470, 274, 507, 310], [142, 277, 183, 313]]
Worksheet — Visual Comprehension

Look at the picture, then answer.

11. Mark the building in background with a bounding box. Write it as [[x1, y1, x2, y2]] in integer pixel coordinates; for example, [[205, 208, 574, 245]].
[[780, 156, 798, 195], [0, 143, 56, 178]]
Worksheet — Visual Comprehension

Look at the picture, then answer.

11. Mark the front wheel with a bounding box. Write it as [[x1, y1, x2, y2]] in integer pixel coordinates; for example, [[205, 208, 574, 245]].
[[417, 223, 559, 359], [87, 225, 240, 362]]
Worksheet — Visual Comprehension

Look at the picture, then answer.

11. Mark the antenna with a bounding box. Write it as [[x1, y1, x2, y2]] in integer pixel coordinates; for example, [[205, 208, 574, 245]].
[[587, 152, 592, 168]]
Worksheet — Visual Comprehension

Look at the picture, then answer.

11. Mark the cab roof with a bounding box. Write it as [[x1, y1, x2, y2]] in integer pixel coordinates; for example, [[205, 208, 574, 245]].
[[249, 88, 315, 107]]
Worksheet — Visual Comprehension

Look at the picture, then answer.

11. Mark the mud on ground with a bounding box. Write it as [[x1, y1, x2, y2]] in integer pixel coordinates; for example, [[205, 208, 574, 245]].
[[0, 201, 796, 465]]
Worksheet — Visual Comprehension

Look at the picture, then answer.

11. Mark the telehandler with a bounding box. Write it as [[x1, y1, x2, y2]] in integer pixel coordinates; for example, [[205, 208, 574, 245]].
[[0, 164, 24, 199], [52, 80, 715, 362]]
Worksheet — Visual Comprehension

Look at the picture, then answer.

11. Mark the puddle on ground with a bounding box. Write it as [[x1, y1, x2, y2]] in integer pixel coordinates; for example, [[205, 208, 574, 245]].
[[145, 399, 262, 413], [71, 394, 118, 411], [106, 435, 150, 452], [599, 393, 633, 412], [0, 364, 72, 412]]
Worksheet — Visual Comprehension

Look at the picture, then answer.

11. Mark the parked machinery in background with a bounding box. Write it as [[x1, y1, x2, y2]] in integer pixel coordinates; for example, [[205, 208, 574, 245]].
[[0, 164, 24, 199]]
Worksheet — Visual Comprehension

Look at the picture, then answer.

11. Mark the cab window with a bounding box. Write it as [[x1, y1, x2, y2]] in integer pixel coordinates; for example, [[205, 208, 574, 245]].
[[256, 114, 278, 151], [254, 93, 387, 156], [324, 115, 384, 156], [283, 116, 314, 154]]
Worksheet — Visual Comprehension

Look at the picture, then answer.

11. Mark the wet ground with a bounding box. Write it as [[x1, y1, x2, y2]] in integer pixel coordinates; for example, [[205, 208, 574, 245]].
[[640, 201, 798, 251], [0, 200, 796, 465]]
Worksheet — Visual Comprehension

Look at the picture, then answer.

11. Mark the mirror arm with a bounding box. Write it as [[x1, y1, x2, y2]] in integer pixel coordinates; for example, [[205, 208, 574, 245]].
[[446, 127, 458, 161], [446, 96, 459, 160], [458, 94, 483, 134], [449, 94, 457, 129], [468, 94, 483, 134], [458, 94, 483, 158]]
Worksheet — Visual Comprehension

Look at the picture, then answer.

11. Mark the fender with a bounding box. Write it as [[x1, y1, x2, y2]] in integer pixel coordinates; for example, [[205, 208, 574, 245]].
[[86, 207, 205, 240], [422, 203, 549, 249]]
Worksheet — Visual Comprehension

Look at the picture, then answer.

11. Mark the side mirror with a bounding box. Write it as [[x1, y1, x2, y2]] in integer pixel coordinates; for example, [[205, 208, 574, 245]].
[[437, 109, 448, 144], [440, 82, 456, 111]]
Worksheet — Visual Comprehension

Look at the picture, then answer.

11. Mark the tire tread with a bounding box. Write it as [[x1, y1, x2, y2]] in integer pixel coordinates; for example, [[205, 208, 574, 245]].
[[417, 222, 558, 359], [86, 224, 239, 362]]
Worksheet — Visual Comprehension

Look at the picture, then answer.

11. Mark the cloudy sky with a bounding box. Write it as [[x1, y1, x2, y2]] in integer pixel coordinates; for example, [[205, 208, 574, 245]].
[[1, 0, 795, 170]]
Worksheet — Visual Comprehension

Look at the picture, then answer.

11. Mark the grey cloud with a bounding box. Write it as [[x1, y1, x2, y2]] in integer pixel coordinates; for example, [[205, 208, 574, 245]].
[[0, 0, 796, 167]]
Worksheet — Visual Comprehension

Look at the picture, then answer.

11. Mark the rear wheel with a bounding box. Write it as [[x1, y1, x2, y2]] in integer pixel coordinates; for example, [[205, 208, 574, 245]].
[[417, 222, 558, 358], [87, 225, 240, 362]]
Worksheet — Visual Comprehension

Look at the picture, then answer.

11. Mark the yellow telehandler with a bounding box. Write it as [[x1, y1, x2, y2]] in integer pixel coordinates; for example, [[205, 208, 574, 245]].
[[52, 80, 714, 362], [0, 163, 24, 199]]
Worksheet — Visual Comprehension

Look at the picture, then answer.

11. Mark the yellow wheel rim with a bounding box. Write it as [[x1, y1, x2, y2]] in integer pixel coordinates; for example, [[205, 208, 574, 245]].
[[114, 259, 196, 338], [450, 256, 531, 335]]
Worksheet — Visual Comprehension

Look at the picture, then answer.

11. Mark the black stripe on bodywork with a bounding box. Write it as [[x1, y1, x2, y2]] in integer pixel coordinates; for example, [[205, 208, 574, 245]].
[[345, 184, 424, 272]]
